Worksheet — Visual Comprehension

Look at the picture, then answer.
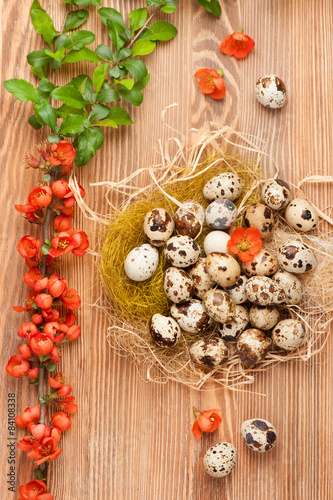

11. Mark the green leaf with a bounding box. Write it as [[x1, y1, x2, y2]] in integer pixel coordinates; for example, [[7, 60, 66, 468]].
[[31, 65, 48, 79], [30, 0, 58, 47], [48, 134, 60, 144], [108, 66, 121, 78], [115, 78, 134, 90], [131, 40, 156, 56], [45, 363, 56, 372], [3, 79, 40, 103], [66, 30, 95, 50], [28, 114, 42, 130], [74, 127, 104, 166], [43, 174, 51, 182], [90, 103, 110, 122], [65, 9, 89, 32], [39, 354, 50, 362], [57, 104, 86, 118], [36, 103, 58, 131], [41, 244, 50, 256], [123, 59, 147, 80], [93, 64, 109, 96], [140, 21, 178, 41], [117, 87, 143, 106], [118, 48, 132, 61], [55, 34, 68, 50], [133, 74, 150, 90], [108, 107, 133, 125], [162, 5, 177, 13], [94, 119, 117, 128], [96, 87, 119, 103], [59, 115, 91, 135], [49, 59, 63, 70], [197, 0, 221, 16], [108, 19, 126, 53], [63, 0, 101, 5], [95, 44, 116, 61], [71, 74, 93, 101], [98, 7, 124, 28], [129, 8, 147, 31], [64, 48, 104, 63], [37, 79, 55, 99], [27, 50, 51, 67], [51, 85, 87, 108], [44, 48, 66, 61]]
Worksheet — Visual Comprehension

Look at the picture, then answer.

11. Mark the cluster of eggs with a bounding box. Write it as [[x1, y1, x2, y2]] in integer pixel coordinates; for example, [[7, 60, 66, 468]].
[[124, 171, 319, 369], [204, 417, 277, 478]]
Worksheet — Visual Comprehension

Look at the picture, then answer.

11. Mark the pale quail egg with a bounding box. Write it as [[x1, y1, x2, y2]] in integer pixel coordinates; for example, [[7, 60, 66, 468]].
[[174, 199, 205, 238], [170, 299, 212, 334], [203, 172, 243, 202], [241, 418, 277, 452], [272, 270, 303, 305], [218, 305, 249, 341], [277, 240, 317, 274], [187, 257, 215, 299], [164, 235, 201, 268], [190, 337, 229, 368], [255, 75, 287, 109], [203, 442, 237, 478], [143, 208, 174, 246], [237, 328, 271, 366], [244, 203, 275, 239], [245, 276, 285, 305], [261, 178, 291, 210], [203, 230, 231, 255], [241, 249, 278, 277], [271, 319, 306, 350], [149, 314, 181, 347], [124, 244, 159, 281], [206, 252, 241, 287], [163, 267, 194, 304], [249, 305, 280, 330], [203, 289, 235, 323], [223, 275, 248, 304], [205, 199, 238, 230], [284, 198, 319, 232]]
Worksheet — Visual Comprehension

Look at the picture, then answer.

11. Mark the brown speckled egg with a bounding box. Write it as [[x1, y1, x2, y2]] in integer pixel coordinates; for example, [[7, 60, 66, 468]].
[[124, 244, 159, 281], [223, 275, 248, 304], [143, 208, 174, 246], [174, 199, 205, 238], [170, 299, 212, 334], [237, 328, 271, 366], [149, 314, 181, 347], [249, 305, 280, 330], [164, 235, 201, 268], [203, 172, 243, 202], [203, 442, 237, 477], [241, 418, 277, 452], [272, 270, 303, 305], [244, 203, 275, 239], [187, 257, 215, 299], [245, 276, 285, 305], [163, 267, 194, 304], [277, 240, 316, 274], [284, 198, 319, 232], [255, 75, 287, 108], [205, 199, 238, 230], [203, 289, 235, 323], [241, 249, 278, 277], [206, 252, 241, 287], [261, 179, 291, 210], [271, 319, 306, 350], [190, 337, 229, 368], [218, 305, 249, 341]]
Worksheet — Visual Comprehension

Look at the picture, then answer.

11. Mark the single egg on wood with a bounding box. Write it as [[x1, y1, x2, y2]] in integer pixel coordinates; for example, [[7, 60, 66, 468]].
[[241, 248, 278, 277], [249, 305, 280, 330], [190, 337, 229, 368], [261, 178, 291, 210], [203, 172, 243, 202], [241, 418, 277, 452], [124, 243, 159, 281], [149, 314, 181, 347], [174, 199, 205, 238], [237, 328, 271, 366], [284, 198, 319, 232], [272, 270, 303, 305], [244, 203, 275, 239], [170, 299, 212, 334], [205, 199, 238, 230], [143, 208, 174, 246], [206, 252, 241, 287], [245, 276, 285, 305], [277, 240, 317, 274], [255, 75, 287, 109], [164, 235, 201, 268], [163, 267, 194, 304], [203, 289, 236, 323], [203, 230, 231, 255], [203, 442, 237, 478], [271, 319, 306, 350]]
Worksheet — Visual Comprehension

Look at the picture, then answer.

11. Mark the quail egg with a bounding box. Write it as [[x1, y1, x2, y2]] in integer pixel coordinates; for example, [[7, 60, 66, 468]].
[[170, 299, 212, 334], [206, 252, 241, 287], [203, 442, 237, 478], [261, 178, 291, 210], [218, 305, 249, 341], [241, 248, 278, 277], [237, 328, 271, 366], [241, 418, 277, 452], [272, 270, 303, 305], [143, 208, 174, 247], [190, 337, 229, 368], [163, 267, 194, 304], [174, 199, 205, 238], [244, 203, 275, 239], [245, 276, 285, 305], [203, 172, 243, 202], [205, 199, 238, 230], [164, 235, 201, 268], [187, 257, 215, 299], [124, 243, 159, 281], [223, 275, 248, 304], [284, 198, 319, 232], [255, 75, 287, 109], [149, 314, 181, 347], [277, 240, 317, 274], [203, 289, 235, 323], [271, 319, 306, 350], [249, 305, 280, 330], [203, 230, 231, 255]]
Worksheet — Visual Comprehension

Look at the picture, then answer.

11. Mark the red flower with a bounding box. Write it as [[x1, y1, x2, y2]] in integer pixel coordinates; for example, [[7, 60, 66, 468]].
[[15, 405, 40, 428], [220, 31, 255, 59], [64, 311, 76, 327], [34, 277, 49, 292], [28, 367, 39, 380], [51, 411, 72, 431], [71, 229, 89, 257], [55, 396, 78, 413], [28, 186, 52, 208], [35, 293, 53, 310], [32, 314, 43, 324], [29, 332, 54, 356], [47, 140, 76, 167], [18, 322, 38, 339], [49, 372, 65, 389], [27, 436, 62, 465], [194, 68, 226, 100], [18, 480, 54, 500], [24, 269, 42, 288], [192, 408, 222, 439], [53, 214, 73, 232], [49, 231, 75, 258], [49, 345, 60, 363], [17, 236, 41, 259], [18, 344, 32, 359], [44, 308, 60, 323], [227, 227, 262, 262], [22, 153, 40, 169], [6, 354, 30, 378], [48, 273, 68, 297], [61, 288, 81, 310], [66, 324, 81, 341], [51, 179, 72, 198], [15, 202, 39, 215]]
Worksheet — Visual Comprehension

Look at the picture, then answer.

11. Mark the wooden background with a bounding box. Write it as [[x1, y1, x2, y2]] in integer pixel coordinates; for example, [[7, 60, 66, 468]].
[[1, 0, 332, 499]]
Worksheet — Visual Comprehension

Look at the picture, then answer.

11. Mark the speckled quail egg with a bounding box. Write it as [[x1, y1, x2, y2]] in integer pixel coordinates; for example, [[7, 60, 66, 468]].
[[164, 235, 201, 268], [223, 275, 248, 304], [245, 276, 285, 305], [244, 203, 275, 239], [272, 270, 303, 305], [163, 267, 194, 304], [143, 208, 174, 246], [174, 199, 205, 238], [203, 230, 231, 255], [205, 199, 238, 230], [241, 418, 277, 452], [241, 249, 278, 277], [149, 314, 181, 347], [203, 172, 243, 202], [255, 75, 287, 109], [190, 337, 229, 368], [170, 299, 212, 334], [284, 198, 319, 232], [187, 258, 215, 299], [277, 240, 317, 274], [124, 243, 159, 281], [206, 252, 241, 287], [261, 178, 291, 210], [203, 289, 235, 323], [271, 319, 306, 350], [218, 305, 249, 341], [249, 305, 280, 330], [203, 442, 237, 478], [237, 328, 271, 366]]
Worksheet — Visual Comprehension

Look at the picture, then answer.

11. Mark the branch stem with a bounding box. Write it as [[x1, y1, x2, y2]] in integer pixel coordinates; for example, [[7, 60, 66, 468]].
[[128, 7, 160, 49]]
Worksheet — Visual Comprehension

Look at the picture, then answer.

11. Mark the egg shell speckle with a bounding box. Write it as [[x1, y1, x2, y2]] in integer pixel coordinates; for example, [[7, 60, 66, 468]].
[[241, 418, 277, 452], [203, 289, 236, 323], [245, 276, 285, 305], [241, 248, 278, 277], [237, 328, 271, 366], [261, 178, 291, 210], [163, 267, 194, 304], [218, 305, 249, 341], [244, 203, 275, 239], [174, 199, 204, 238], [124, 244, 159, 281], [205, 199, 238, 230], [284, 198, 319, 232], [272, 270, 303, 305], [271, 319, 306, 350], [203, 172, 243, 202], [143, 208, 174, 247], [255, 75, 287, 109], [149, 314, 181, 347], [249, 305, 280, 330], [164, 235, 201, 268], [223, 275, 248, 304], [187, 257, 215, 299], [190, 337, 229, 368], [277, 240, 317, 274], [170, 299, 212, 334], [206, 252, 241, 287], [204, 231, 231, 255], [203, 442, 237, 478]]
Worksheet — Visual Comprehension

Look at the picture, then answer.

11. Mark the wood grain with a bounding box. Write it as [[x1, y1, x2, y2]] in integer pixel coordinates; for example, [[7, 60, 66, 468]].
[[1, 1, 332, 499]]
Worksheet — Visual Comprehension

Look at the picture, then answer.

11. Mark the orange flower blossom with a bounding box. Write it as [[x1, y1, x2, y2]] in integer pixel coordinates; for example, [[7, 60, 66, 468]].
[[192, 407, 222, 439], [227, 227, 262, 262], [220, 31, 255, 59], [18, 480, 54, 500], [194, 68, 226, 100]]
